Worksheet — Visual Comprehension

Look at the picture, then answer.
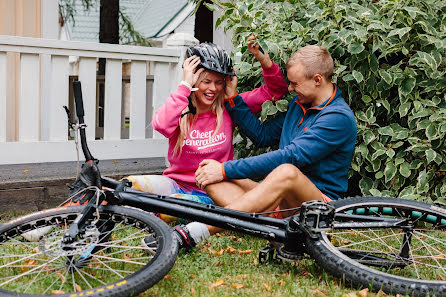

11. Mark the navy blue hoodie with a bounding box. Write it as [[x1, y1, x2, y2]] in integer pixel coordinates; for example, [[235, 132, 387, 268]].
[[223, 84, 357, 199]]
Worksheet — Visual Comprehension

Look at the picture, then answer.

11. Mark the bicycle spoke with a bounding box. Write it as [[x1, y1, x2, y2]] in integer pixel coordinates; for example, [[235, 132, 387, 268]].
[[91, 256, 124, 279], [331, 229, 402, 253], [57, 266, 70, 292], [412, 233, 446, 274], [75, 267, 107, 286], [71, 263, 94, 290], [90, 253, 148, 266], [0, 255, 62, 287]]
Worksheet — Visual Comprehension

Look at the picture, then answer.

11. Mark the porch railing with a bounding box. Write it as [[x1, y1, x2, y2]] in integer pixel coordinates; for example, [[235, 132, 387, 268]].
[[0, 34, 192, 165]]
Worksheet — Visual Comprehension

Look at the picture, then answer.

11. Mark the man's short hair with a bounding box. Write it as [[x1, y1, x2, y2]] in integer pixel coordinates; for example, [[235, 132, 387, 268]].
[[286, 45, 334, 80]]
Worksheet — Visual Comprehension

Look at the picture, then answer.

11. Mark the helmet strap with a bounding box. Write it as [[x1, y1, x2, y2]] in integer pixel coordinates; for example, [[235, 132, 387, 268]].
[[181, 97, 197, 118]]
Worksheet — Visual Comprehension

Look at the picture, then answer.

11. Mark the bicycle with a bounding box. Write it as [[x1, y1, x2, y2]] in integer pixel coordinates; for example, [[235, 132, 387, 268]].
[[0, 81, 444, 297]]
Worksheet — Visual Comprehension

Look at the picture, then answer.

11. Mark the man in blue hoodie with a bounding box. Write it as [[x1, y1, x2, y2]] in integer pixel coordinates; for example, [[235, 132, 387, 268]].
[[170, 45, 357, 249]]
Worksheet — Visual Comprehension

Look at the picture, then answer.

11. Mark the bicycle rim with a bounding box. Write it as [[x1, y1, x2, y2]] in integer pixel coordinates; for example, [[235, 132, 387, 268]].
[[0, 205, 178, 297], [306, 196, 446, 296]]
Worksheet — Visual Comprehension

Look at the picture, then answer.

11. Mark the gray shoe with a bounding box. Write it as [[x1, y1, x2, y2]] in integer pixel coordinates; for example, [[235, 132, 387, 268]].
[[141, 236, 157, 255]]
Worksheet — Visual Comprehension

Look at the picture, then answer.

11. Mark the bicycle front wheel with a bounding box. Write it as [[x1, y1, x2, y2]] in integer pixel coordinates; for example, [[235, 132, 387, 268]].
[[0, 205, 178, 297], [306, 196, 446, 297]]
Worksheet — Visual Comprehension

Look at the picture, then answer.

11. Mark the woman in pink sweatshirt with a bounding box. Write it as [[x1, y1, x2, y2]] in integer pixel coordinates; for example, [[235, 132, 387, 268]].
[[127, 39, 287, 222]]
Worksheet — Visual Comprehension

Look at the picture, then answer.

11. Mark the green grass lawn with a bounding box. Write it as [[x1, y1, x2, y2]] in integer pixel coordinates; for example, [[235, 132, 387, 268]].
[[0, 212, 409, 297], [143, 231, 394, 297]]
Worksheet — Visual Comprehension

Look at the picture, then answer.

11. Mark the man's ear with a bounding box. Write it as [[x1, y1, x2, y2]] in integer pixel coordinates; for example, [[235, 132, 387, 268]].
[[313, 73, 323, 86]]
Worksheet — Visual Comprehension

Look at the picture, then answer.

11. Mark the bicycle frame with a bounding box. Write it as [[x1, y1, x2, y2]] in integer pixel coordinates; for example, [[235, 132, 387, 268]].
[[66, 81, 412, 256]]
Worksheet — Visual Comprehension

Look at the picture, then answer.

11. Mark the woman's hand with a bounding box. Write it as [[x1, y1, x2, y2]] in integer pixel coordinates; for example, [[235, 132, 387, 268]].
[[225, 72, 238, 99], [183, 56, 205, 86], [247, 35, 272, 68]]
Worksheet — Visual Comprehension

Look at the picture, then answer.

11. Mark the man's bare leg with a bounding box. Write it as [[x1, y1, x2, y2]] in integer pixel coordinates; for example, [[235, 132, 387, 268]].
[[204, 179, 258, 207], [207, 164, 323, 234]]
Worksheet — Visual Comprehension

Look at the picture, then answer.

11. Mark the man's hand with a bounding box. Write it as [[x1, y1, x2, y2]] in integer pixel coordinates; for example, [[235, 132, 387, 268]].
[[225, 74, 238, 99], [247, 35, 272, 69], [195, 159, 224, 189]]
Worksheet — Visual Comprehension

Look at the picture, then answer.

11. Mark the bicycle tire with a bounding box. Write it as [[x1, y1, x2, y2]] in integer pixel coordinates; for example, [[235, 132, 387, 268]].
[[306, 196, 446, 296], [0, 205, 178, 297]]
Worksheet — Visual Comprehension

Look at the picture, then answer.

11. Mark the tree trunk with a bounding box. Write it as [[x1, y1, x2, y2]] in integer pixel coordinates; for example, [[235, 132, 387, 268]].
[[98, 0, 119, 75], [194, 0, 213, 43]]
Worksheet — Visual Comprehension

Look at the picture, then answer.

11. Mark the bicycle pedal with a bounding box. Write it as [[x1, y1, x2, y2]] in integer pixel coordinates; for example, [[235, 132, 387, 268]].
[[258, 244, 280, 265]]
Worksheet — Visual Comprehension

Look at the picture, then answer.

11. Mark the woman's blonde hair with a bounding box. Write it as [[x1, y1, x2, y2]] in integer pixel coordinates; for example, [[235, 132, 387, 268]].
[[173, 70, 225, 156]]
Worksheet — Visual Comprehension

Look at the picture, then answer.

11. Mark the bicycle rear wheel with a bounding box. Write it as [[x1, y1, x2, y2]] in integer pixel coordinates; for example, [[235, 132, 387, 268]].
[[0, 205, 178, 297], [306, 196, 446, 297]]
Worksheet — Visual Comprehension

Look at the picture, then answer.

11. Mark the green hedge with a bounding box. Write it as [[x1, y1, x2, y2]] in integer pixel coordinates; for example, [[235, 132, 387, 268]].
[[207, 0, 446, 203]]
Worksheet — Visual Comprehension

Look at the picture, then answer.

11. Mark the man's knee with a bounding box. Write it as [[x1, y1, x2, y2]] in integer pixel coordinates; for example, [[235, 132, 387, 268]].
[[269, 164, 303, 186], [203, 182, 221, 195]]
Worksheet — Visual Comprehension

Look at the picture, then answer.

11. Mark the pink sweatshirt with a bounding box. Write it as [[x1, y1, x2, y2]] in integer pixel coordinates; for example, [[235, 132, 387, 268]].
[[152, 63, 287, 191]]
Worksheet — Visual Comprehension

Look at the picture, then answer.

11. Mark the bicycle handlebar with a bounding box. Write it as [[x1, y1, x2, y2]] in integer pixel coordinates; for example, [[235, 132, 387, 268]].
[[73, 81, 85, 119], [73, 80, 94, 161]]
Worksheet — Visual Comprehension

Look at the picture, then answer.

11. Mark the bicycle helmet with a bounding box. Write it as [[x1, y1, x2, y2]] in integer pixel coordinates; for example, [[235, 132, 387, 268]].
[[186, 43, 235, 76]]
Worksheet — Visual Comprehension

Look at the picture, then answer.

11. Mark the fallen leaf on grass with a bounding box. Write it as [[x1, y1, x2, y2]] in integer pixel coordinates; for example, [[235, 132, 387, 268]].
[[277, 279, 286, 285], [314, 288, 327, 296], [358, 288, 368, 297], [124, 253, 130, 260], [75, 283, 82, 292], [209, 248, 224, 256], [190, 273, 195, 278], [210, 279, 224, 288], [21, 259, 37, 272], [437, 274, 446, 281], [263, 283, 271, 291], [56, 272, 65, 282], [239, 249, 253, 255], [232, 284, 244, 289], [51, 290, 65, 294], [43, 266, 54, 274], [253, 259, 258, 266], [226, 246, 237, 253], [190, 288, 196, 295], [235, 274, 247, 280], [163, 275, 172, 280], [215, 233, 221, 237], [342, 293, 356, 297], [376, 290, 387, 296]]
